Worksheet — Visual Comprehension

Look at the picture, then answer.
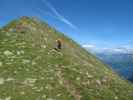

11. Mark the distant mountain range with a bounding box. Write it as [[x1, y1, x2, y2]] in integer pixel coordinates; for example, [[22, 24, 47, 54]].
[[83, 46, 133, 82], [96, 52, 133, 82]]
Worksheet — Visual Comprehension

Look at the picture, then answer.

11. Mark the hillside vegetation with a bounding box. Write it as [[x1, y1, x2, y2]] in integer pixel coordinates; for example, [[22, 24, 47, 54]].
[[0, 17, 133, 100]]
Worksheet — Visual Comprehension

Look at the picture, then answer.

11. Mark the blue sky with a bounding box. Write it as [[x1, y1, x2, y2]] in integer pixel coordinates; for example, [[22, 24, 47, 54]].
[[0, 0, 133, 51]]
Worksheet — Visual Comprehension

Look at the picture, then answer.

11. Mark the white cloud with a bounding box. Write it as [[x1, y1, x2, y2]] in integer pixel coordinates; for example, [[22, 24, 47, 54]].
[[41, 0, 77, 30], [82, 44, 95, 48], [101, 46, 133, 54], [37, 8, 57, 19], [83, 44, 133, 54]]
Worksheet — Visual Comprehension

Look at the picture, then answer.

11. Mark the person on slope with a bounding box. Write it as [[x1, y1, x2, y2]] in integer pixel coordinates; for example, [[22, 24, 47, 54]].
[[54, 39, 62, 50]]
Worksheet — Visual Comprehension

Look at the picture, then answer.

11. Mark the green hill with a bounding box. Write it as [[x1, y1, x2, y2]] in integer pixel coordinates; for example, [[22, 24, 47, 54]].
[[0, 16, 133, 100]]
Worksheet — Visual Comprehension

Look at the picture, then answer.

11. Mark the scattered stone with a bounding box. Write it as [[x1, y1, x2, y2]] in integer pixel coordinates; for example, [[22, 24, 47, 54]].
[[31, 27, 37, 31], [20, 91, 25, 95], [32, 86, 38, 90], [40, 77, 45, 80], [82, 80, 90, 86], [86, 72, 93, 79], [57, 93, 61, 97], [13, 71, 18, 74], [86, 80, 90, 85], [76, 77, 80, 81], [101, 76, 109, 83], [45, 84, 52, 90], [16, 51, 21, 55], [4, 50, 13, 56], [5, 96, 11, 100], [6, 32, 11, 36], [20, 50, 25, 54], [23, 78, 37, 86], [6, 78, 14, 82], [41, 45, 46, 49], [3, 39, 8, 42], [114, 96, 118, 100], [58, 80, 63, 85], [44, 38, 47, 42], [88, 63, 93, 67], [96, 80, 101, 86], [0, 62, 3, 67], [6, 62, 12, 65], [47, 52, 50, 55], [47, 98, 54, 100], [25, 68, 30, 72], [22, 59, 31, 64], [36, 87, 44, 92], [32, 61, 36, 65], [0, 96, 11, 100], [0, 78, 4, 85], [10, 55, 17, 59], [42, 94, 47, 98], [27, 78, 37, 83]]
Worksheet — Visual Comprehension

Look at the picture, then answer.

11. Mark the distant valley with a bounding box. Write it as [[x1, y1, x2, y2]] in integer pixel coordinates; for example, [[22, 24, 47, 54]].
[[96, 52, 133, 82], [84, 46, 133, 82]]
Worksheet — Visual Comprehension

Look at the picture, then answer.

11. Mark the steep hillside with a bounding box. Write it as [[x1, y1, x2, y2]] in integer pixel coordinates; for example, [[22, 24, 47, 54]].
[[0, 16, 133, 100]]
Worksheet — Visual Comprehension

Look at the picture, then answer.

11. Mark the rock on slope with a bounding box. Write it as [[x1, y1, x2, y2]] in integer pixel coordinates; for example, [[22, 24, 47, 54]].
[[0, 16, 133, 100]]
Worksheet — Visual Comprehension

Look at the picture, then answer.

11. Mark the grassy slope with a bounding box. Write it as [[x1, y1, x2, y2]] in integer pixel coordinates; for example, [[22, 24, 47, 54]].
[[0, 17, 133, 100]]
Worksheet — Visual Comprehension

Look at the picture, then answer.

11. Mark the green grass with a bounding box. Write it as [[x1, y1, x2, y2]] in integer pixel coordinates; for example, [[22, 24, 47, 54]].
[[0, 17, 133, 100]]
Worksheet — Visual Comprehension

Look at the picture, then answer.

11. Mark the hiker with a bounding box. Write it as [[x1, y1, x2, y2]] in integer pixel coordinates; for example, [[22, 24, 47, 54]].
[[55, 39, 62, 50]]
